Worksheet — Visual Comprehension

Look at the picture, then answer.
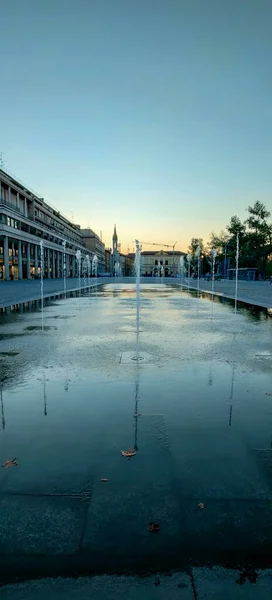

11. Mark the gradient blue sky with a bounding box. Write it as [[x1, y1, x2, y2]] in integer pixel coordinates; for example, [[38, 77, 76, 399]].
[[1, 0, 271, 252]]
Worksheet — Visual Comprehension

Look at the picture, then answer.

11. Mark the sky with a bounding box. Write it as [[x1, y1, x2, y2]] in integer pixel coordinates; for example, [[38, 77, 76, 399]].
[[1, 0, 272, 253]]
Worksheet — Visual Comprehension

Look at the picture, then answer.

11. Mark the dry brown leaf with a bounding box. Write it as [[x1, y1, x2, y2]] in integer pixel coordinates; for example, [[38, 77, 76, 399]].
[[148, 522, 160, 533], [121, 448, 136, 458], [2, 458, 18, 469]]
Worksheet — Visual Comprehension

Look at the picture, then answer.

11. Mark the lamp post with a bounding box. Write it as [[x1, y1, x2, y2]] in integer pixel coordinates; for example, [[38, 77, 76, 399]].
[[62, 240, 66, 298]]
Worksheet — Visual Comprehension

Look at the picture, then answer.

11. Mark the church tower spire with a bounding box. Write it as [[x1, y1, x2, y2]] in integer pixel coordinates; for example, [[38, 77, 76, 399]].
[[112, 224, 119, 266]]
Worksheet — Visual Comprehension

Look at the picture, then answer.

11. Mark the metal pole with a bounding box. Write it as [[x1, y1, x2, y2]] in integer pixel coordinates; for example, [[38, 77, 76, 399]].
[[235, 233, 239, 314], [62, 240, 66, 298]]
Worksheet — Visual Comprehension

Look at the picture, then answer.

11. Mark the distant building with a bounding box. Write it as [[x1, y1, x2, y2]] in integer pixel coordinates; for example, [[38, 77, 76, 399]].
[[105, 248, 113, 274], [80, 228, 105, 274], [128, 250, 186, 277], [0, 168, 89, 280]]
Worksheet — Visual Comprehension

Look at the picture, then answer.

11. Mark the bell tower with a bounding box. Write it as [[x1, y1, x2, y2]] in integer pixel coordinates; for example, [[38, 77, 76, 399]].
[[112, 224, 118, 266]]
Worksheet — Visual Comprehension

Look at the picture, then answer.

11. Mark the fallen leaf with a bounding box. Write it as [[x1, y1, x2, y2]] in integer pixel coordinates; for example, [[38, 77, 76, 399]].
[[148, 522, 160, 533], [2, 458, 18, 469], [121, 448, 136, 458], [198, 502, 204, 510], [100, 478, 110, 482]]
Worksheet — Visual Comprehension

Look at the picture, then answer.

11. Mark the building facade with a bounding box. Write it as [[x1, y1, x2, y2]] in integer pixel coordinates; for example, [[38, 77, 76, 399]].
[[128, 250, 186, 277], [80, 228, 105, 274], [0, 168, 93, 280], [104, 248, 113, 274]]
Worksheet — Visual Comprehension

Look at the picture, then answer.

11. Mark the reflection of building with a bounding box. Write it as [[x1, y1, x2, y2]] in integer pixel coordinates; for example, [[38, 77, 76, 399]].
[[80, 228, 105, 274], [128, 250, 186, 277], [0, 168, 89, 280]]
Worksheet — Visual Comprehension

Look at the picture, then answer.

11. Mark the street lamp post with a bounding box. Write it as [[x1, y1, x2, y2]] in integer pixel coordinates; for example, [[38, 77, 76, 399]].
[[62, 240, 67, 298]]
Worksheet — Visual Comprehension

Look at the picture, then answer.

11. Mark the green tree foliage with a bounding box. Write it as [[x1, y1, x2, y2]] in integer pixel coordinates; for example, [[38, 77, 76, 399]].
[[245, 202, 272, 276], [206, 202, 272, 277]]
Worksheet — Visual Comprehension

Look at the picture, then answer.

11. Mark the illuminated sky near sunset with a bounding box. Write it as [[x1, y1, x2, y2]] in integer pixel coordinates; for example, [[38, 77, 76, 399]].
[[1, 0, 271, 253]]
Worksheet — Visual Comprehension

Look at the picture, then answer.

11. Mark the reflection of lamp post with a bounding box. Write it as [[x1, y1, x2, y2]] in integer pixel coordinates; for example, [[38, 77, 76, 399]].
[[133, 370, 140, 452], [229, 363, 235, 427], [1, 387, 5, 430], [43, 374, 47, 417]]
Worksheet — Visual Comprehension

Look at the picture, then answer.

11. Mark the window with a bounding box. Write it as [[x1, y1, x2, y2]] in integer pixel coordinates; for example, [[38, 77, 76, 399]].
[[7, 217, 11, 226], [160, 260, 163, 265], [155, 260, 158, 265], [165, 260, 168, 265]]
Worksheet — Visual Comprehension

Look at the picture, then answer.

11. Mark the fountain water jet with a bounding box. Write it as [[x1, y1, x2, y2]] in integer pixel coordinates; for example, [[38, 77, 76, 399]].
[[86, 255, 91, 295], [92, 254, 98, 296], [76, 250, 82, 296]]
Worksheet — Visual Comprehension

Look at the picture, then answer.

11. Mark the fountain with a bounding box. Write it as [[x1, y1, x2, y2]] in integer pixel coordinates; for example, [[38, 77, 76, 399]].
[[235, 233, 239, 314], [40, 240, 44, 331], [195, 246, 201, 298], [178, 255, 185, 289], [186, 253, 192, 289], [82, 255, 88, 288], [75, 250, 81, 295], [211, 248, 217, 316], [92, 254, 98, 296], [62, 240, 67, 298], [86, 255, 91, 295], [114, 261, 121, 280]]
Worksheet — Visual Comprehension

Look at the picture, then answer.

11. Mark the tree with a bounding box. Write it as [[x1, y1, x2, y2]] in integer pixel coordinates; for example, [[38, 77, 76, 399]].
[[187, 238, 207, 277], [245, 202, 272, 276]]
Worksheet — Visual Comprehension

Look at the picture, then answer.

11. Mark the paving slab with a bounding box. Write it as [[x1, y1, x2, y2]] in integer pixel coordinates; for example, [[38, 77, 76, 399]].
[[0, 494, 88, 555], [193, 566, 272, 599]]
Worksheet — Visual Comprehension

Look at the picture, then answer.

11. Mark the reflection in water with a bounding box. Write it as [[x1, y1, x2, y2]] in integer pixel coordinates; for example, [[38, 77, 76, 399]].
[[133, 366, 140, 453], [229, 364, 235, 427], [0, 387, 5, 430], [43, 374, 47, 417], [208, 364, 213, 386]]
